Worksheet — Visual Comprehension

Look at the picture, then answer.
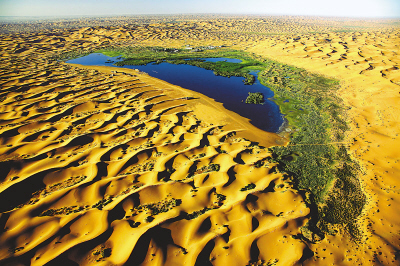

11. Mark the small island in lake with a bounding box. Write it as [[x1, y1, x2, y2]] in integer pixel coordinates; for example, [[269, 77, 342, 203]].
[[245, 92, 264, 104]]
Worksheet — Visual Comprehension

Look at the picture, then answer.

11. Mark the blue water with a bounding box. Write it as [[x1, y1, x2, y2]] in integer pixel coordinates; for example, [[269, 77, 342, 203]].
[[67, 53, 284, 133], [68, 53, 124, 66]]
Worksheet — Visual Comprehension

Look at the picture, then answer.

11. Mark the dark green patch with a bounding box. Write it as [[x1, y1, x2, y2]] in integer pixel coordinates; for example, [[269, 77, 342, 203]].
[[134, 198, 181, 217], [245, 92, 264, 104], [39, 205, 88, 216], [186, 191, 226, 219], [186, 207, 212, 220], [188, 163, 220, 178], [240, 183, 256, 191], [258, 57, 366, 240], [93, 247, 112, 262], [92, 197, 113, 210]]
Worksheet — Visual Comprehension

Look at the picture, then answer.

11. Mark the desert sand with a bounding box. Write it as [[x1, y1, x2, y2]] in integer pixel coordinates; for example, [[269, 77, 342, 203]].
[[0, 16, 399, 265]]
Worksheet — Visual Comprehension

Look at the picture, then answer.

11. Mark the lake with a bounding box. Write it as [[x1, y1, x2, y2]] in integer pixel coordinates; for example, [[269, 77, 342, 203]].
[[67, 53, 284, 133]]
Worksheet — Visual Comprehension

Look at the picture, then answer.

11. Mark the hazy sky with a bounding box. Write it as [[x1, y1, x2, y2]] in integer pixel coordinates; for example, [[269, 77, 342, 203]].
[[0, 0, 399, 18]]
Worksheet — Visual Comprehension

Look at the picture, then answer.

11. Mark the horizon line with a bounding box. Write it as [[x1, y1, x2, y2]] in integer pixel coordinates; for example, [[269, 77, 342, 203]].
[[1, 13, 400, 20]]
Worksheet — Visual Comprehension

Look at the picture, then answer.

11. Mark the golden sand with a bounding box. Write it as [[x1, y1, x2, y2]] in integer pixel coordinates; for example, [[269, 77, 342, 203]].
[[0, 16, 399, 265]]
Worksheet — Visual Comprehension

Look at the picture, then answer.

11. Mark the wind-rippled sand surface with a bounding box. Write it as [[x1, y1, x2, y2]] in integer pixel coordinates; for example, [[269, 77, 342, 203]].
[[0, 16, 399, 265]]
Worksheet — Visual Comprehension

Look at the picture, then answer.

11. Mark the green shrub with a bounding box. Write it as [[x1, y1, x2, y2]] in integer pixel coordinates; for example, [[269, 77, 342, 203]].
[[245, 92, 264, 104], [240, 183, 256, 191]]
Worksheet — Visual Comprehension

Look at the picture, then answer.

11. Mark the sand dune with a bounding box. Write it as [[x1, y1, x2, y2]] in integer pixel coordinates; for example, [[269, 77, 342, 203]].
[[0, 31, 308, 265], [0, 16, 399, 265]]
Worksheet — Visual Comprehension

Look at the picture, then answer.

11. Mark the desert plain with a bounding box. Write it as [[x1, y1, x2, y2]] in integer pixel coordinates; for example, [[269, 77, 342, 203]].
[[0, 15, 399, 265]]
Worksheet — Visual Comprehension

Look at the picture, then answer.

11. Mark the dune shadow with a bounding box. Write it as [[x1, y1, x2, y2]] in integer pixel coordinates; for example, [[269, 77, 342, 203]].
[[233, 152, 246, 164], [71, 115, 92, 127], [143, 103, 154, 115], [198, 134, 211, 149], [65, 135, 93, 148], [157, 155, 179, 181], [174, 111, 191, 125], [22, 127, 56, 142], [144, 94, 166, 103], [188, 120, 201, 132], [250, 239, 260, 263], [47, 106, 74, 123], [252, 216, 259, 232], [120, 113, 140, 128], [221, 226, 231, 243], [0, 168, 59, 212], [198, 216, 212, 234], [100, 144, 129, 162], [44, 227, 115, 266], [118, 149, 152, 174], [0, 212, 83, 265], [299, 245, 315, 263], [223, 166, 236, 188], [0, 160, 16, 182], [44, 256, 80, 266], [107, 200, 126, 223], [113, 129, 128, 138], [261, 179, 276, 193], [0, 126, 21, 140], [195, 240, 215, 266], [24, 89, 55, 101], [36, 106, 54, 113], [104, 109, 131, 125], [0, 212, 10, 233], [125, 226, 183, 265]]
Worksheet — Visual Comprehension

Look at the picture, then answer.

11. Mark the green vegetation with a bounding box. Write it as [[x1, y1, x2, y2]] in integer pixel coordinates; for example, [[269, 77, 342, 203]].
[[163, 58, 257, 85], [186, 206, 212, 220], [134, 198, 181, 216], [215, 193, 226, 203], [13, 175, 88, 211], [44, 175, 87, 196], [257, 57, 365, 241], [93, 247, 112, 262], [39, 205, 88, 216], [186, 191, 226, 219], [188, 163, 221, 178], [101, 46, 261, 85], [247, 258, 279, 266], [92, 197, 114, 210], [240, 183, 256, 191], [245, 92, 264, 104], [98, 50, 122, 57]]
